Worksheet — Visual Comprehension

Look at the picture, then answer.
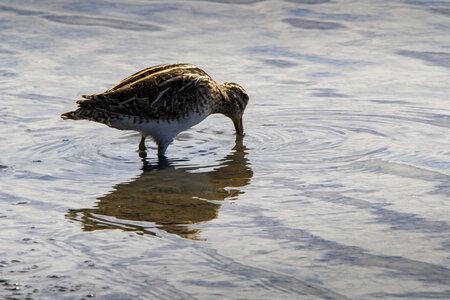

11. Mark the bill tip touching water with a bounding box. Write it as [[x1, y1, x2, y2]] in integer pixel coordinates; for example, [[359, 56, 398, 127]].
[[60, 63, 249, 159]]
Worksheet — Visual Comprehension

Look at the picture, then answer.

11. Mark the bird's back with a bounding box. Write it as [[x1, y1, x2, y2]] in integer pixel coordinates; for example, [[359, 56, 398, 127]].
[[107, 63, 209, 92], [63, 64, 221, 124]]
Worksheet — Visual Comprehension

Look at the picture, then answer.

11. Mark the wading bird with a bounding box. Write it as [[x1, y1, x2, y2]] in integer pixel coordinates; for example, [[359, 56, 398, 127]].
[[61, 63, 249, 159]]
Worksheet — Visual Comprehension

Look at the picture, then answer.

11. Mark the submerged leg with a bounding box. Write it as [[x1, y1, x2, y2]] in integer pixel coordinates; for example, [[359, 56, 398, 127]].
[[157, 139, 172, 160], [138, 135, 147, 158]]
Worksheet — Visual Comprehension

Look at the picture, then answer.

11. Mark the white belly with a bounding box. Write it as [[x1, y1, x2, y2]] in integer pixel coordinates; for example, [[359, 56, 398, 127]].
[[111, 112, 210, 144]]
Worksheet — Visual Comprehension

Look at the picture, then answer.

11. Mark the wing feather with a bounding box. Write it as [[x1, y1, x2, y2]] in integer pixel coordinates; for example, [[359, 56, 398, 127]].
[[76, 68, 217, 121], [107, 63, 208, 92]]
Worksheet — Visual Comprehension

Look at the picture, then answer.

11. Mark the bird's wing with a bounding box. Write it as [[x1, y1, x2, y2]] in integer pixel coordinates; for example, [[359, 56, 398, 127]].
[[75, 69, 217, 120], [107, 63, 208, 92]]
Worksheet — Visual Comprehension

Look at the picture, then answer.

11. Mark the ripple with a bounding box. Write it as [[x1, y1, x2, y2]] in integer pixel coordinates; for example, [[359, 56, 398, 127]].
[[260, 58, 299, 68], [0, 3, 163, 32], [247, 107, 449, 170], [283, 17, 345, 30], [42, 15, 163, 32], [198, 0, 265, 4], [21, 120, 239, 181], [57, 134, 137, 169], [285, 0, 331, 4], [397, 49, 450, 69], [431, 7, 450, 16]]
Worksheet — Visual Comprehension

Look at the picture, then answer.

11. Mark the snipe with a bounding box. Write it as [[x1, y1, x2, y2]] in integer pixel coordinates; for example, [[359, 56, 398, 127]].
[[61, 63, 249, 159]]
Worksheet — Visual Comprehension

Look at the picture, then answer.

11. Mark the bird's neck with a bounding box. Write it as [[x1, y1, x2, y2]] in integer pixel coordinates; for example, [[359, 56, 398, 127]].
[[213, 84, 233, 115]]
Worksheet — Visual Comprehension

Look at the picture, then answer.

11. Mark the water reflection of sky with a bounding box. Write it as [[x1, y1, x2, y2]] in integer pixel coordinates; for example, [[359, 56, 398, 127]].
[[0, 0, 449, 299]]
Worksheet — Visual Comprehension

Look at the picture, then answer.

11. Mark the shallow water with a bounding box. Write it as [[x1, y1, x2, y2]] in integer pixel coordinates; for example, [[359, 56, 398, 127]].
[[1, 0, 450, 299]]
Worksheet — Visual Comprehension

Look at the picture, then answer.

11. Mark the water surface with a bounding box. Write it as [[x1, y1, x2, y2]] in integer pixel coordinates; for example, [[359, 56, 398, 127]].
[[1, 0, 449, 299]]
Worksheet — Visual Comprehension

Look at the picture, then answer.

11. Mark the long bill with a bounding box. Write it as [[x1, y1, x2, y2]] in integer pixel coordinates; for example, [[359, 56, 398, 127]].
[[233, 116, 244, 136]]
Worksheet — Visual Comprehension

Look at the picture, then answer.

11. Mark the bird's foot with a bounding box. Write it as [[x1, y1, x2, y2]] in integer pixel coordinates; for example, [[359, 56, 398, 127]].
[[138, 149, 147, 159], [138, 136, 147, 158]]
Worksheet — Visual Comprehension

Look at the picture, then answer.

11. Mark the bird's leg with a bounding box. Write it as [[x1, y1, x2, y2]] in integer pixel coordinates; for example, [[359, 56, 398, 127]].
[[157, 139, 172, 160], [139, 136, 147, 151], [157, 145, 168, 160], [138, 135, 147, 158]]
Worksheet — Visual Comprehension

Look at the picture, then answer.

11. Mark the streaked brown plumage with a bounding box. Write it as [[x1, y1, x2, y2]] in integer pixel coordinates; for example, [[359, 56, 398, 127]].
[[61, 63, 249, 159]]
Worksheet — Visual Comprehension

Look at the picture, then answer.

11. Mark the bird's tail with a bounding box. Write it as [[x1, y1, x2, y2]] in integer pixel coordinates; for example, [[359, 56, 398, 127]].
[[61, 94, 98, 120], [60, 108, 93, 120], [60, 111, 78, 120], [60, 107, 114, 128]]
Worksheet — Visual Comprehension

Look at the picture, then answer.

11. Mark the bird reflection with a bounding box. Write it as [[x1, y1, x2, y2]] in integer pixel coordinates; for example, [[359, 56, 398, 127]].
[[67, 138, 252, 240]]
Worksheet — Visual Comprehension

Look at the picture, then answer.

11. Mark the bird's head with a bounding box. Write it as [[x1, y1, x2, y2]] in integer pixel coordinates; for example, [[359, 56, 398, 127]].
[[219, 82, 249, 136]]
